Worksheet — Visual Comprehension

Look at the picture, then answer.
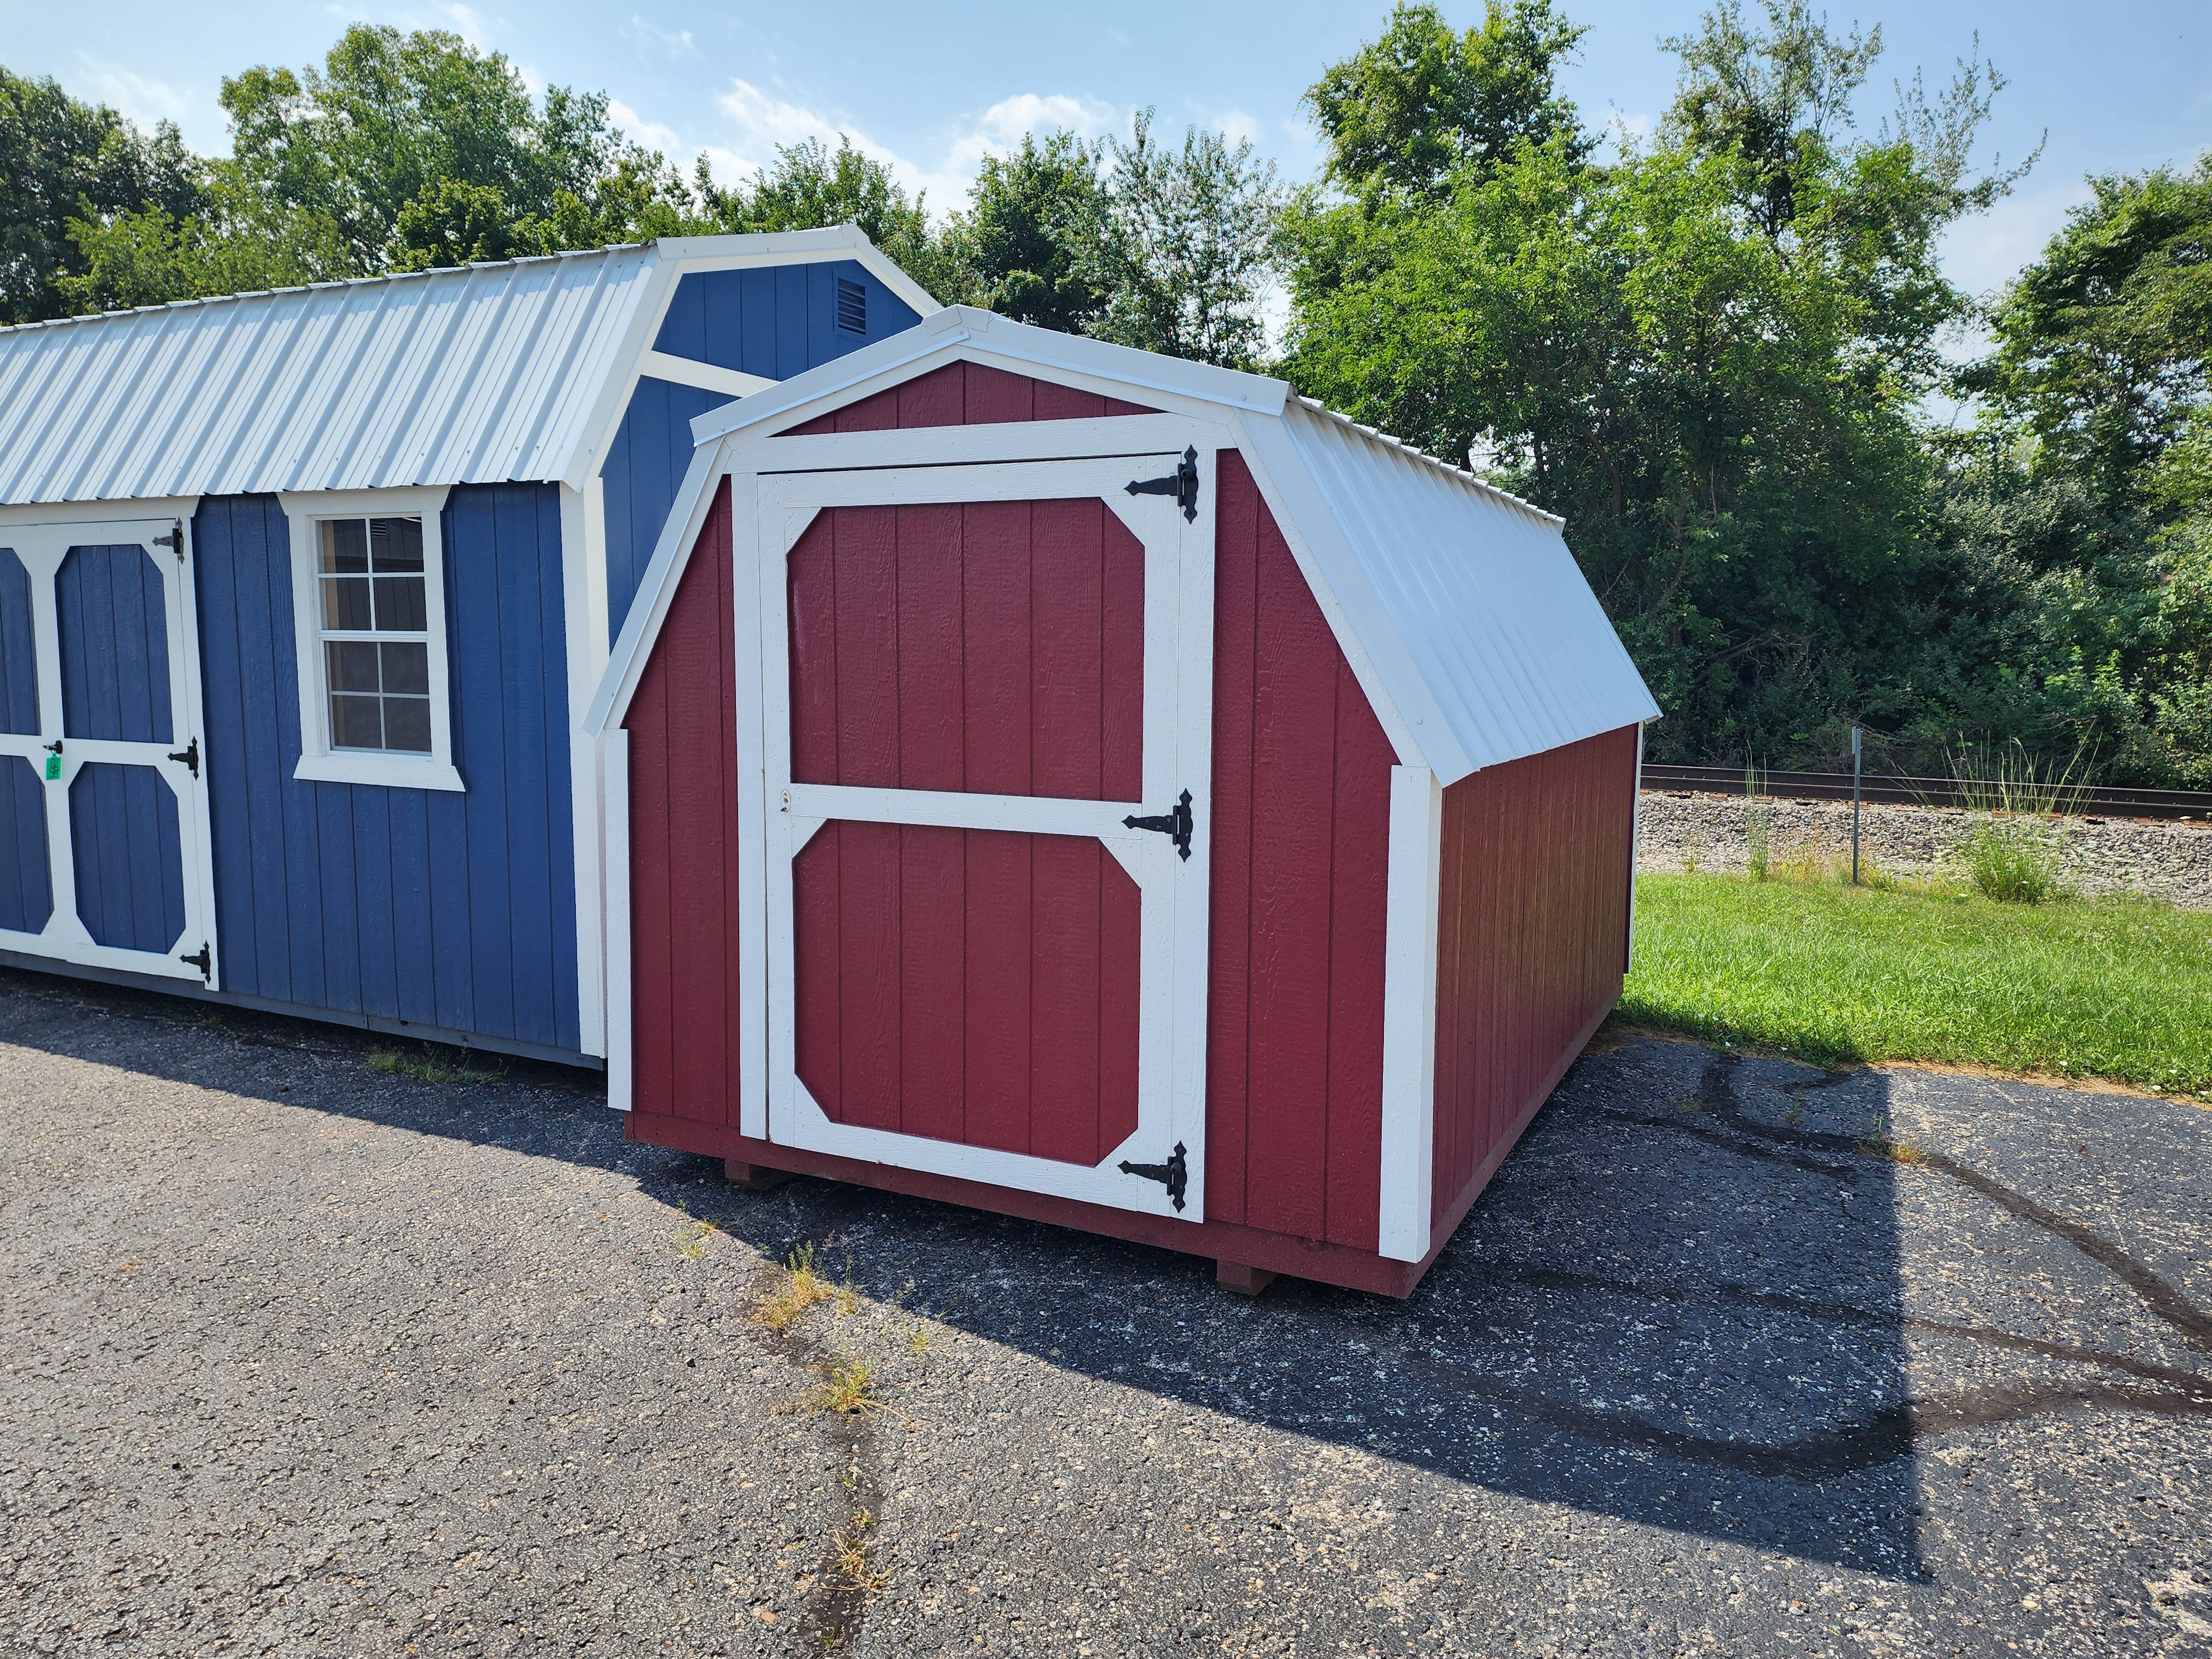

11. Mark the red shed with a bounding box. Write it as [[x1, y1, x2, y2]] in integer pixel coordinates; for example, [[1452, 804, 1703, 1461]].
[[585, 307, 1658, 1296]]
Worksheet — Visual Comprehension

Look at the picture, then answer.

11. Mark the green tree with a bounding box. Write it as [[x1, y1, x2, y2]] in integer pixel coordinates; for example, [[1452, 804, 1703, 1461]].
[[1283, 3, 2027, 768], [948, 130, 1108, 331], [0, 67, 202, 322], [697, 137, 953, 295], [1085, 109, 1282, 369], [1306, 0, 1588, 201], [219, 25, 630, 273]]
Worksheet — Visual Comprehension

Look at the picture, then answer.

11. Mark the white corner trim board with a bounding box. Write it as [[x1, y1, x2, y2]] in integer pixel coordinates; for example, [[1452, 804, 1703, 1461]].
[[277, 486, 465, 794], [1376, 765, 1444, 1262]]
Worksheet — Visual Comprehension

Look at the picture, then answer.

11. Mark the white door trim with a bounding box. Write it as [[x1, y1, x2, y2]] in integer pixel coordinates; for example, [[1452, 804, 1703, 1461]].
[[748, 441, 1222, 1221], [0, 514, 217, 984]]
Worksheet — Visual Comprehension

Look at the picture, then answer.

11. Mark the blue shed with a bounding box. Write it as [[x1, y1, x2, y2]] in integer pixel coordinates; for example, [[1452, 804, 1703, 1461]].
[[0, 227, 937, 1063]]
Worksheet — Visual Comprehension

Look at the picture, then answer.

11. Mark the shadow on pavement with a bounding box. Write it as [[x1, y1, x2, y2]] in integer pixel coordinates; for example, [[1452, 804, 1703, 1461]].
[[6, 966, 2207, 1582]]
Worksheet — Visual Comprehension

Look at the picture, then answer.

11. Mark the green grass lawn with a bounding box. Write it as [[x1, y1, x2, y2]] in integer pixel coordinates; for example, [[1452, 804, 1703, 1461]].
[[1620, 873, 2212, 1098]]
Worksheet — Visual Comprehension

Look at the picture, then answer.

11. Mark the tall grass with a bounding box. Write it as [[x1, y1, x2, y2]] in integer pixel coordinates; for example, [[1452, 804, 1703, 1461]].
[[1943, 740, 2086, 904], [1743, 762, 1772, 881]]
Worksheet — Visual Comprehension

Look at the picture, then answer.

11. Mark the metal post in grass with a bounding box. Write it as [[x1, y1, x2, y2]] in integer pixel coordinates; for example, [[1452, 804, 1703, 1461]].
[[1851, 726, 1863, 885]]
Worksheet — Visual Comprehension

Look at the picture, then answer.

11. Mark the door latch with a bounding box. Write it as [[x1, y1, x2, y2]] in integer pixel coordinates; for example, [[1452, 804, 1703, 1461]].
[[179, 943, 211, 979], [42, 739, 61, 781], [1123, 789, 1194, 861], [1118, 1141, 1188, 1211], [166, 737, 199, 778], [1125, 446, 1200, 522]]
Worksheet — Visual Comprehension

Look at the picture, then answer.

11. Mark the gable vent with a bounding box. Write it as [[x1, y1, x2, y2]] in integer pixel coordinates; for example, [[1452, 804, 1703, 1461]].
[[835, 276, 867, 334]]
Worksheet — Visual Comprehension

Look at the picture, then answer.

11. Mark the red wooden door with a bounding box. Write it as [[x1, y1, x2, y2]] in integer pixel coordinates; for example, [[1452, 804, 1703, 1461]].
[[754, 432, 1218, 1221]]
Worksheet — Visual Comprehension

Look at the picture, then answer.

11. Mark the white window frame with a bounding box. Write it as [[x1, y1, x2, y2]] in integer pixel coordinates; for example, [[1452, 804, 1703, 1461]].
[[278, 486, 465, 792]]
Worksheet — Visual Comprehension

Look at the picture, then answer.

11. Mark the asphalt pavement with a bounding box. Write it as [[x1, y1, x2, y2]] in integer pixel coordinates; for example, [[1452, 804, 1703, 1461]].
[[1, 969, 2206, 1656]]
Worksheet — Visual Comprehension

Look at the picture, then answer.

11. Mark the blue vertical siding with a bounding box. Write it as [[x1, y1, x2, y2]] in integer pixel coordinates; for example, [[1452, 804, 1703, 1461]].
[[650, 258, 920, 375], [0, 755, 52, 932], [602, 257, 928, 642], [192, 488, 581, 1053], [58, 544, 172, 743], [0, 549, 39, 734], [599, 377, 726, 643], [69, 761, 184, 952]]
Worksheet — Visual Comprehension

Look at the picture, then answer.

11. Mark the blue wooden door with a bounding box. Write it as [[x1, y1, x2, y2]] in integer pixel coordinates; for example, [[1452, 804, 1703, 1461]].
[[0, 514, 215, 984]]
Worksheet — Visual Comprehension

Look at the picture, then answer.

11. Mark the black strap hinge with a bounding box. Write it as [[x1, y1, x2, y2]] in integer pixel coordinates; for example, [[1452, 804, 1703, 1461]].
[[180, 943, 211, 979], [1118, 1141, 1188, 1212], [1123, 789, 1193, 861], [1125, 446, 1200, 522], [154, 519, 184, 559], [166, 737, 199, 778]]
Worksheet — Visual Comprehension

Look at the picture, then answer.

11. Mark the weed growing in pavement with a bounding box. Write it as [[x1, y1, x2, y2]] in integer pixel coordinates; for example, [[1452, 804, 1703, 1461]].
[[759, 1241, 834, 1332], [1673, 1096, 1702, 1114], [675, 1219, 722, 1260], [366, 1042, 508, 1084], [906, 1326, 932, 1355], [832, 1511, 890, 1592], [806, 1357, 882, 1415]]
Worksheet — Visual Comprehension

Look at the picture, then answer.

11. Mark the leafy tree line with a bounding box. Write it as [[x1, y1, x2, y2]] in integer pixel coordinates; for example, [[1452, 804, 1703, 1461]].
[[4, 11, 2206, 784]]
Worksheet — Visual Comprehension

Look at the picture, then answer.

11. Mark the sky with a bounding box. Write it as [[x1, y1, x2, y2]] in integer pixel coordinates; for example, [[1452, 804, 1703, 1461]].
[[8, 0, 2208, 308]]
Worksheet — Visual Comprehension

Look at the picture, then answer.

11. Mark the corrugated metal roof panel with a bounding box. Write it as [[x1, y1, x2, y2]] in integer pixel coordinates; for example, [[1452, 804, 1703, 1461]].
[[1271, 397, 1658, 780], [0, 246, 661, 505]]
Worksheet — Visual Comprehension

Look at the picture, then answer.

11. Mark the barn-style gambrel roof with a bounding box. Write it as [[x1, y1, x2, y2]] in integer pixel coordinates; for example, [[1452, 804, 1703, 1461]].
[[0, 228, 939, 507], [591, 305, 1657, 785]]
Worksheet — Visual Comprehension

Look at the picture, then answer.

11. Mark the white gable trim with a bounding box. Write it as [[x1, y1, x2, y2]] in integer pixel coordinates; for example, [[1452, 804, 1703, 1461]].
[[585, 439, 724, 737], [560, 229, 945, 493]]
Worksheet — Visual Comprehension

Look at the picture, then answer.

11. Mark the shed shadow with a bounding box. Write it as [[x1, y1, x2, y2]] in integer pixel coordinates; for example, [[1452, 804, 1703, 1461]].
[[13, 969, 2200, 1579]]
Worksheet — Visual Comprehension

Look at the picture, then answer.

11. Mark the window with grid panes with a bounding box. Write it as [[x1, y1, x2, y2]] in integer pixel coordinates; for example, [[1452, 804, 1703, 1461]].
[[318, 515, 432, 752]]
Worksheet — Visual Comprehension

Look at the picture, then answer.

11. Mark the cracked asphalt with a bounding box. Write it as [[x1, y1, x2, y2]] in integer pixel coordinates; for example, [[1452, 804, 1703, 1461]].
[[2, 968, 2208, 1656]]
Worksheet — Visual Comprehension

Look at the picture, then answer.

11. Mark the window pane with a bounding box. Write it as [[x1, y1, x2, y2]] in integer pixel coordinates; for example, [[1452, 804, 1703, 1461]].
[[373, 575, 427, 632], [320, 518, 369, 575], [327, 640, 381, 692], [382, 696, 432, 752], [321, 576, 373, 630], [380, 641, 429, 695], [330, 693, 383, 749], [370, 516, 424, 574]]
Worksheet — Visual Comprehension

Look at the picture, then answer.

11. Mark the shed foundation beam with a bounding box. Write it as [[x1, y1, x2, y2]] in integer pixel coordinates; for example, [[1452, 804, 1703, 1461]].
[[724, 1160, 794, 1192], [1215, 1260, 1276, 1296]]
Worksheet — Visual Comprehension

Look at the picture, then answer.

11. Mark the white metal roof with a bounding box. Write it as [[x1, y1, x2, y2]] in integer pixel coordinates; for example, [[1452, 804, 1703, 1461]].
[[599, 307, 1657, 782], [0, 227, 940, 508]]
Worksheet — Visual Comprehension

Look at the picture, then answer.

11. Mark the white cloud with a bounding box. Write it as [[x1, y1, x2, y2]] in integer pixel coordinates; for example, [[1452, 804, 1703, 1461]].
[[439, 2, 493, 50], [627, 16, 698, 60], [711, 80, 1124, 216], [72, 56, 194, 129], [608, 98, 684, 156]]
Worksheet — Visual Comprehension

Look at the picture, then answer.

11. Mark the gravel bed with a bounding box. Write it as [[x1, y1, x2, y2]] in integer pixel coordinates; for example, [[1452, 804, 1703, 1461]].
[[1637, 790, 2212, 907], [2, 972, 2209, 1655]]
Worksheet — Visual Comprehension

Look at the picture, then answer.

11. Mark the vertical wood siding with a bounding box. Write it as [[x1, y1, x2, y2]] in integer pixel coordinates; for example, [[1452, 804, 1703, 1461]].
[[600, 378, 728, 643], [0, 756, 50, 931], [193, 488, 581, 1051], [1206, 451, 1395, 1253], [0, 548, 44, 732], [1431, 723, 1639, 1228], [651, 260, 921, 380], [69, 762, 184, 952], [622, 481, 742, 1122], [57, 544, 171, 743], [786, 503, 1144, 800], [787, 363, 1156, 435], [793, 823, 1141, 1164]]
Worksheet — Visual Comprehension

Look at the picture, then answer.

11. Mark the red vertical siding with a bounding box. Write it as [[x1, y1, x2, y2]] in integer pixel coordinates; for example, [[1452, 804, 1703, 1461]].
[[786, 363, 1157, 434], [1206, 451, 1395, 1253], [624, 481, 743, 1123], [786, 503, 1144, 801], [1431, 724, 1639, 1228]]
